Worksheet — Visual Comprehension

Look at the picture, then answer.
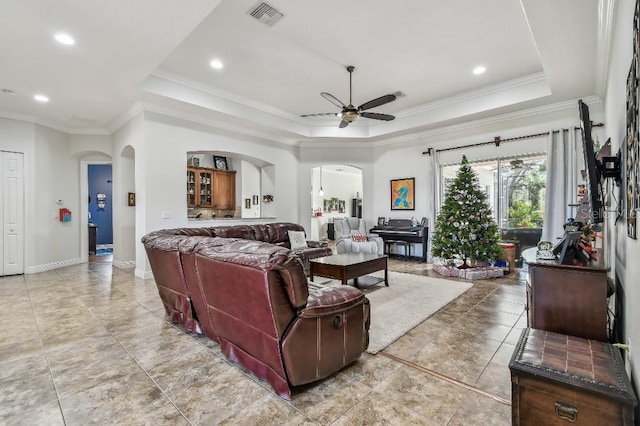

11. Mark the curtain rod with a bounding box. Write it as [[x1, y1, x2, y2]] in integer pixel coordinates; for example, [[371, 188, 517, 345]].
[[422, 123, 604, 155]]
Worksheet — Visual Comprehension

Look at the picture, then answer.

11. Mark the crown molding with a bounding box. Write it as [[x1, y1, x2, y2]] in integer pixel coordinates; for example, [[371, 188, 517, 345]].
[[144, 69, 551, 142], [395, 72, 548, 119], [149, 69, 303, 123], [367, 96, 603, 149], [0, 110, 68, 134], [595, 0, 617, 97], [139, 103, 300, 147], [67, 127, 111, 135], [0, 110, 110, 135], [108, 102, 145, 133]]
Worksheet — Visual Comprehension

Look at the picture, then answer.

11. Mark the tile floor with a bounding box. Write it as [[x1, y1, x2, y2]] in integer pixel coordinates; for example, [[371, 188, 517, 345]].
[[0, 254, 527, 425]]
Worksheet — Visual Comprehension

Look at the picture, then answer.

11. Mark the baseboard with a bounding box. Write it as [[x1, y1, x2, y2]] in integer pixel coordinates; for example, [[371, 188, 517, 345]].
[[113, 260, 136, 269], [135, 268, 153, 279], [26, 258, 83, 274]]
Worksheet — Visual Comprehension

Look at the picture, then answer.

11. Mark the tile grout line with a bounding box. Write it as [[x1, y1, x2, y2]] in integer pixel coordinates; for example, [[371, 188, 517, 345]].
[[379, 351, 512, 406], [24, 271, 69, 426], [84, 280, 196, 426]]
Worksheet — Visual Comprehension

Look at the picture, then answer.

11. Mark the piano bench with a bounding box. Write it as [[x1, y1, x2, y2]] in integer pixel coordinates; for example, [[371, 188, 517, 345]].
[[384, 240, 411, 261]]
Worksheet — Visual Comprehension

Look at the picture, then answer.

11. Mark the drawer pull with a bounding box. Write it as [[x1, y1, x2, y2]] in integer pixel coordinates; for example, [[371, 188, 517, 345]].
[[554, 401, 578, 422]]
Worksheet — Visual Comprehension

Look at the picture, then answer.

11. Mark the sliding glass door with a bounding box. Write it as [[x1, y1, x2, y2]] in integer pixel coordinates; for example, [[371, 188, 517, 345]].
[[440, 155, 547, 263]]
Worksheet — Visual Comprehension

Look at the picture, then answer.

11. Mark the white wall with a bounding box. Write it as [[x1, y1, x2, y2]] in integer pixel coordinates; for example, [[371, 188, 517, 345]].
[[240, 160, 261, 218], [119, 113, 299, 276], [34, 126, 79, 267], [605, 0, 639, 388], [111, 112, 146, 274], [118, 146, 136, 267], [142, 113, 299, 229], [261, 166, 276, 218]]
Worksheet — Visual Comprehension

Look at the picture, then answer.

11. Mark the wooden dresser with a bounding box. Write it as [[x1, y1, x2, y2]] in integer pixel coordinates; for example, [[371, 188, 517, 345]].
[[522, 248, 609, 341], [510, 328, 637, 425]]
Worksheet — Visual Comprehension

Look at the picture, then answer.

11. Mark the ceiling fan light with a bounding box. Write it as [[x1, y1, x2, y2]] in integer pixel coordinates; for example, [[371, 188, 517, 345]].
[[342, 110, 358, 122]]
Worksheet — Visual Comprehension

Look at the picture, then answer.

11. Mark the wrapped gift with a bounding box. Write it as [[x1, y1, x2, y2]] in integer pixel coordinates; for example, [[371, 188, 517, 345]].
[[459, 266, 504, 280], [433, 264, 460, 277]]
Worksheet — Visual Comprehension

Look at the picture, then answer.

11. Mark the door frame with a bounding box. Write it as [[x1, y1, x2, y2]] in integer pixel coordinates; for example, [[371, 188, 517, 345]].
[[80, 160, 112, 263], [1, 151, 25, 276]]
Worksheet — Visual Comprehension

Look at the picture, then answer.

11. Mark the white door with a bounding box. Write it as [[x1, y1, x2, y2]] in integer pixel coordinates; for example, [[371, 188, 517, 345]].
[[1, 151, 24, 276]]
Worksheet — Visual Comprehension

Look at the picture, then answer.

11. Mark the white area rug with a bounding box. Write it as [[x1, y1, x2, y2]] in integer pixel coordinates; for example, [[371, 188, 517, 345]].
[[321, 271, 472, 354]]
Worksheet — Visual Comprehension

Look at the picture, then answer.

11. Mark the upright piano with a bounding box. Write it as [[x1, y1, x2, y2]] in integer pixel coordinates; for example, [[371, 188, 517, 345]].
[[370, 219, 429, 262]]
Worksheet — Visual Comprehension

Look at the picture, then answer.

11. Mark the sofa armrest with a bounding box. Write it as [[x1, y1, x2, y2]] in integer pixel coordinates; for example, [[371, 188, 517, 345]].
[[306, 240, 328, 248], [299, 283, 367, 318]]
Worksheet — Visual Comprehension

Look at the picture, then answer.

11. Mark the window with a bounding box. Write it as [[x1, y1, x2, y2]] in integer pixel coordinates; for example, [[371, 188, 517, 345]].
[[440, 155, 547, 231]]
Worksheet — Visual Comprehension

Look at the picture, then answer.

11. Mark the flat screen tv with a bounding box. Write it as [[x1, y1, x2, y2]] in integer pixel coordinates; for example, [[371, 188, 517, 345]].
[[577, 99, 604, 224]]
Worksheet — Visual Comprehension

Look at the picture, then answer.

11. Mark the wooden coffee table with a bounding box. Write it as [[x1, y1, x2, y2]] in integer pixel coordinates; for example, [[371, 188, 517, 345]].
[[309, 253, 388, 288]]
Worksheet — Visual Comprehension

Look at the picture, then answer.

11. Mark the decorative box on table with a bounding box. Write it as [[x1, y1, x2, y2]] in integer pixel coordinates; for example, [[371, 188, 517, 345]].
[[509, 328, 637, 425]]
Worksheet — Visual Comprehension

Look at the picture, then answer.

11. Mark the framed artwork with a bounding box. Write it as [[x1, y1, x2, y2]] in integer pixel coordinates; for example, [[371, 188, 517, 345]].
[[213, 155, 228, 170], [245, 198, 251, 209], [626, 0, 640, 239], [323, 197, 344, 212], [252, 195, 259, 205], [127, 192, 135, 207], [377, 217, 386, 226], [390, 178, 415, 210]]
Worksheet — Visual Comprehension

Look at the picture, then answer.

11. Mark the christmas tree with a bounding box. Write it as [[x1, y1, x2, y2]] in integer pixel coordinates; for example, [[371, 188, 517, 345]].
[[431, 155, 502, 267]]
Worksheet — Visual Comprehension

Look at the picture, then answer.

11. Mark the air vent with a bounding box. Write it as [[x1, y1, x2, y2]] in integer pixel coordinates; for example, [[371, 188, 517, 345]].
[[249, 2, 284, 26], [391, 90, 407, 98]]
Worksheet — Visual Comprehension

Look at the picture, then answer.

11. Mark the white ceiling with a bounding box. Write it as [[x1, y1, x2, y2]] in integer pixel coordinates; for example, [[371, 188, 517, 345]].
[[0, 0, 602, 143]]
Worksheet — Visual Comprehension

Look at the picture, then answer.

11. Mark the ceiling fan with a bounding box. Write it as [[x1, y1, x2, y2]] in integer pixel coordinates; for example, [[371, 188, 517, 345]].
[[301, 65, 397, 128]]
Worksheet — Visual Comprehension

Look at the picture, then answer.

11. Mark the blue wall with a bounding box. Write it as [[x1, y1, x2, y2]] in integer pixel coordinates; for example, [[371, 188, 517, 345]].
[[88, 164, 113, 245]]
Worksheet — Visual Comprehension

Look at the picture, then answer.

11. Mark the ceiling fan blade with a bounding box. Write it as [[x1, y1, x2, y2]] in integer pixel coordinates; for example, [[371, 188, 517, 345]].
[[338, 120, 350, 128], [358, 94, 396, 111], [321, 92, 347, 109], [360, 112, 395, 121], [300, 113, 339, 117]]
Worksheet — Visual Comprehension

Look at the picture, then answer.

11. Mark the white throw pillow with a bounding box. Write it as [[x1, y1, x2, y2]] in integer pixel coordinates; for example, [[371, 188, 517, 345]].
[[288, 230, 308, 249]]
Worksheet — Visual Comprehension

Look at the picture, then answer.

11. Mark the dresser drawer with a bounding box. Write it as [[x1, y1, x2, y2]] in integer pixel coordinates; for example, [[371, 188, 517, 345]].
[[513, 374, 629, 424]]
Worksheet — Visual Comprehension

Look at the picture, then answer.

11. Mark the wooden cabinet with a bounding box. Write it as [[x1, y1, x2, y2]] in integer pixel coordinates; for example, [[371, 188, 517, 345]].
[[510, 328, 636, 425], [522, 248, 609, 341], [213, 169, 236, 209], [187, 167, 213, 207], [88, 223, 98, 254], [187, 167, 236, 209]]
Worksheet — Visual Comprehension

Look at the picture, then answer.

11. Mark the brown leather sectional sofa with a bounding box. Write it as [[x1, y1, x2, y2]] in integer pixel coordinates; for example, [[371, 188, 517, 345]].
[[142, 222, 370, 399]]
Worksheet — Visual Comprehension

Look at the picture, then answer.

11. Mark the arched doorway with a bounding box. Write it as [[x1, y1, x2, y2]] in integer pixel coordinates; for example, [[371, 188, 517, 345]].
[[310, 164, 363, 240]]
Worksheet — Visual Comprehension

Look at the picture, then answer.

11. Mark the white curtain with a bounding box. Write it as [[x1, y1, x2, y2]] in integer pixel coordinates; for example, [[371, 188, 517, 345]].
[[427, 151, 440, 262], [542, 129, 577, 242]]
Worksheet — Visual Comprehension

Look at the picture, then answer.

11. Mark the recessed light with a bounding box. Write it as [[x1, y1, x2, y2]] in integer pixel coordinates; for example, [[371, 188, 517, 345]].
[[34, 94, 49, 103], [473, 66, 486, 75], [210, 59, 224, 70], [54, 33, 75, 45]]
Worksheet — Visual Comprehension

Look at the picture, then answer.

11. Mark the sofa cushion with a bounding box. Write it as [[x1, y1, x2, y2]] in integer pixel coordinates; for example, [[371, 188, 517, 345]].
[[208, 225, 257, 240], [288, 230, 308, 249], [350, 233, 368, 242], [195, 239, 309, 308], [301, 282, 367, 317]]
